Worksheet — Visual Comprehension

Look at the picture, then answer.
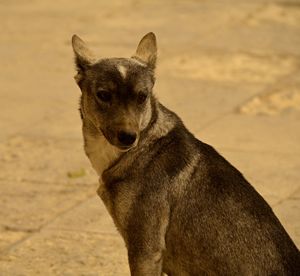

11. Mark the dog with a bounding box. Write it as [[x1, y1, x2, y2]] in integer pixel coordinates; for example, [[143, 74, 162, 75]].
[[71, 32, 300, 275]]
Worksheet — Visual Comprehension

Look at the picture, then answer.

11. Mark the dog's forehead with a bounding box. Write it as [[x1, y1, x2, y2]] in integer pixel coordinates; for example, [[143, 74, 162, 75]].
[[93, 58, 148, 80], [89, 58, 153, 92]]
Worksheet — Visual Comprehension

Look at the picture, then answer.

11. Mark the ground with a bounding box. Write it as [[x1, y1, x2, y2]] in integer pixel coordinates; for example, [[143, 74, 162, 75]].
[[0, 0, 300, 275]]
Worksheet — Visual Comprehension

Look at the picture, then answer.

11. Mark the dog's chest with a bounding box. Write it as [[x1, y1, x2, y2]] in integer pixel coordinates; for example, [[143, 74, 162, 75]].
[[84, 134, 137, 236], [84, 134, 120, 176]]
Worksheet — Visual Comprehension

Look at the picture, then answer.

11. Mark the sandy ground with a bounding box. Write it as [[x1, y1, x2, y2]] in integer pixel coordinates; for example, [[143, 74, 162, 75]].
[[0, 0, 300, 275]]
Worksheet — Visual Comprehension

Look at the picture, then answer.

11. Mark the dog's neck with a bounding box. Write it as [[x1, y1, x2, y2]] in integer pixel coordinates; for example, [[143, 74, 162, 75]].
[[81, 99, 175, 177]]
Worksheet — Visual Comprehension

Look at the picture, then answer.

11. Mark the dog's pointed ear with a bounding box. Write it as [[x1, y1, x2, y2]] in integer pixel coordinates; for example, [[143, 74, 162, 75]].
[[132, 32, 157, 68], [72, 34, 95, 73]]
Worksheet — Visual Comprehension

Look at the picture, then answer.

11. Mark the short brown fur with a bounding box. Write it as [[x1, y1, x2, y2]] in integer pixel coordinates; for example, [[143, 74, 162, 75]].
[[72, 33, 300, 275]]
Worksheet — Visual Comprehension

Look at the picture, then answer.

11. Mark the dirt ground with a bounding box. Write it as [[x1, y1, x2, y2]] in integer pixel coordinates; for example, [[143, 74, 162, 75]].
[[0, 0, 300, 275]]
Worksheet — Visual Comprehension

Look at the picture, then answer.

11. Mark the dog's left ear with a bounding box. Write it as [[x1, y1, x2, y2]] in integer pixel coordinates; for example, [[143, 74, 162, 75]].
[[132, 32, 157, 69], [72, 35, 95, 83]]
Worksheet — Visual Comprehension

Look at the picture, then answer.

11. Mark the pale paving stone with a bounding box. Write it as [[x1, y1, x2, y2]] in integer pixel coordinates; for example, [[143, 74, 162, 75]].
[[273, 188, 300, 248], [160, 52, 298, 84], [0, 135, 98, 253], [157, 77, 264, 134], [0, 229, 28, 255], [47, 197, 118, 236], [0, 230, 129, 276], [239, 71, 300, 115], [246, 2, 300, 28], [0, 179, 97, 253], [212, 150, 300, 208], [199, 113, 300, 155], [0, 135, 95, 184], [0, 179, 96, 233], [239, 86, 300, 115], [196, 2, 300, 56], [197, 22, 300, 56], [19, 108, 84, 141]]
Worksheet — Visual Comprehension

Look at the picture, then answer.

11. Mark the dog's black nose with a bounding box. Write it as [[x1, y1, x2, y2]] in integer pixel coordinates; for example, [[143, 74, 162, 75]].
[[117, 131, 137, 146]]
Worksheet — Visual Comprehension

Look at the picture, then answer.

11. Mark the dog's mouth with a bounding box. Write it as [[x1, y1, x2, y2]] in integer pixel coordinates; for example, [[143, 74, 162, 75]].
[[118, 145, 135, 152], [99, 127, 138, 152], [118, 140, 139, 151]]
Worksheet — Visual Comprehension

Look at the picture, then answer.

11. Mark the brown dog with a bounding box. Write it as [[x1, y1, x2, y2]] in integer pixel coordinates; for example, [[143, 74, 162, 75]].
[[72, 32, 300, 275]]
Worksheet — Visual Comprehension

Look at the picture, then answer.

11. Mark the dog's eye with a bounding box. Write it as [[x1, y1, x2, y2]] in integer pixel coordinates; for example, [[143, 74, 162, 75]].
[[96, 90, 112, 103], [137, 92, 148, 105]]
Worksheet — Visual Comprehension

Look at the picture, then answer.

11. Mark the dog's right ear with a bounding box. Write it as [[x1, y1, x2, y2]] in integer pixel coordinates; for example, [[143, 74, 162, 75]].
[[132, 32, 157, 69], [71, 35, 95, 83]]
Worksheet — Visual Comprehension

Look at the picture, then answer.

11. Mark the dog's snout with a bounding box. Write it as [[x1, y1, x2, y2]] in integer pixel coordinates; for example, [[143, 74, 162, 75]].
[[117, 131, 137, 146]]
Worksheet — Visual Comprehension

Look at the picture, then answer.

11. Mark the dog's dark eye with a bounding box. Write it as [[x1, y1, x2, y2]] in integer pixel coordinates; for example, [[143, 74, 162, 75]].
[[96, 90, 112, 103], [137, 92, 148, 105]]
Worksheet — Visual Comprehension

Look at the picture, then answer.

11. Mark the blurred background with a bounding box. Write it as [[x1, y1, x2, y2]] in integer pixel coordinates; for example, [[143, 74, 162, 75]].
[[0, 0, 300, 275]]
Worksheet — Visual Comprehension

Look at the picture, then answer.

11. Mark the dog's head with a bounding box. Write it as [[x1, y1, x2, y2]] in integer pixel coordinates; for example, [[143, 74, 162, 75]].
[[72, 33, 157, 151]]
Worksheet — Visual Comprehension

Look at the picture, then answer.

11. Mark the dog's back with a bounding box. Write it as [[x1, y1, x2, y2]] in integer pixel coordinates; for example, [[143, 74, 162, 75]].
[[159, 111, 300, 275]]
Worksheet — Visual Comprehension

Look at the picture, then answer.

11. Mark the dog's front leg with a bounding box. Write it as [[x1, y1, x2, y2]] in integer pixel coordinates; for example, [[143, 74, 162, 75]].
[[126, 203, 169, 276], [128, 251, 163, 276]]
